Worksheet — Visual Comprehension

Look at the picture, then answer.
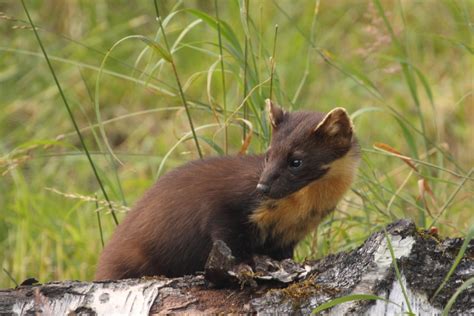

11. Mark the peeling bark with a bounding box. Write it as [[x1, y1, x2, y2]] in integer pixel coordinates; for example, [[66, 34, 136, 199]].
[[1, 220, 472, 315]]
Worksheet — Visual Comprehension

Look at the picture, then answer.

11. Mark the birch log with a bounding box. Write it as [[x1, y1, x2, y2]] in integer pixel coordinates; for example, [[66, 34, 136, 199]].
[[1, 219, 472, 315]]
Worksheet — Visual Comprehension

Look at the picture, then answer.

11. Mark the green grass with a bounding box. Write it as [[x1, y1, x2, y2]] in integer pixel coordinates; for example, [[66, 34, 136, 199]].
[[0, 0, 472, 294], [311, 294, 401, 315]]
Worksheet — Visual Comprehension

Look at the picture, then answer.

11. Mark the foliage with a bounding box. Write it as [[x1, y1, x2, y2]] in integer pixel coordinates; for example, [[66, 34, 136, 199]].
[[0, 0, 472, 291]]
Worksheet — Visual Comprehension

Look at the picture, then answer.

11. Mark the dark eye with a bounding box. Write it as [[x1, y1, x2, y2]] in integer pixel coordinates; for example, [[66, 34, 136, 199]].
[[289, 159, 303, 169]]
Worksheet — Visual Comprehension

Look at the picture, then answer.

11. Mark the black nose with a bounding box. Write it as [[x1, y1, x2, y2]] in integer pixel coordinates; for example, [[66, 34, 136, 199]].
[[256, 183, 270, 194]]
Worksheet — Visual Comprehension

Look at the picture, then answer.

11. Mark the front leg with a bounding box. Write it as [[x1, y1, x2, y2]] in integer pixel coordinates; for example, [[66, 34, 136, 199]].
[[269, 244, 295, 260], [257, 237, 296, 261], [204, 238, 257, 287], [204, 221, 257, 286], [208, 215, 256, 262]]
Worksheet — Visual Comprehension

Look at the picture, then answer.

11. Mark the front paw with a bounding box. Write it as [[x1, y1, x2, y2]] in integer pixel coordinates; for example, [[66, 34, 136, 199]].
[[204, 240, 257, 288]]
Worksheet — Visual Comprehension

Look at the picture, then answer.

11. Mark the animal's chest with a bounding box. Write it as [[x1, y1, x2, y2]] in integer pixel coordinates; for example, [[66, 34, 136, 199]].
[[249, 177, 350, 247]]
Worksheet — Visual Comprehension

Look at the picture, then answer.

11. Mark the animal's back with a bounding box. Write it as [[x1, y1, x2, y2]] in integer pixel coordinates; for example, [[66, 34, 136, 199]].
[[95, 155, 263, 280]]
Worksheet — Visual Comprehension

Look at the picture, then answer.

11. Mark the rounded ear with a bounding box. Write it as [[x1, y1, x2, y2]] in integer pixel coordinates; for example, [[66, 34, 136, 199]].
[[266, 99, 285, 129], [313, 107, 353, 139]]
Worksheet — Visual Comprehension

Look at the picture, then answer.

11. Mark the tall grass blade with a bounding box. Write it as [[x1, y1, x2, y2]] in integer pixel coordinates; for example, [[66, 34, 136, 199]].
[[206, 59, 224, 122], [0, 46, 176, 95], [200, 136, 224, 156], [95, 35, 155, 167], [241, 0, 250, 140], [95, 195, 105, 248], [393, 117, 420, 160], [430, 168, 474, 227], [20, 0, 119, 225], [441, 277, 474, 316], [292, 0, 319, 105], [156, 123, 220, 178], [431, 224, 474, 301], [215, 0, 228, 154], [311, 294, 400, 314], [154, 0, 203, 159], [363, 149, 473, 180], [269, 24, 279, 101], [186, 9, 243, 58], [79, 70, 127, 207], [384, 230, 414, 314], [138, 36, 172, 62], [350, 107, 384, 121], [2, 268, 18, 287], [373, 0, 430, 156]]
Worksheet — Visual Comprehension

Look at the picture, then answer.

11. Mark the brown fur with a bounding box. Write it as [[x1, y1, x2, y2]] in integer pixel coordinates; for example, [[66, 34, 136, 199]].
[[95, 102, 360, 280], [250, 146, 359, 246]]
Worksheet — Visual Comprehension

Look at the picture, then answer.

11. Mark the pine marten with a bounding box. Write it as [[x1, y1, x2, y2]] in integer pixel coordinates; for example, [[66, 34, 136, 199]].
[[95, 100, 360, 280]]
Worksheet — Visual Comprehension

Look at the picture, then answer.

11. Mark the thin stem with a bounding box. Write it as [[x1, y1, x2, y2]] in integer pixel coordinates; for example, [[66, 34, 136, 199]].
[[80, 69, 127, 207], [2, 268, 18, 287], [364, 148, 473, 180], [269, 24, 279, 101], [258, 3, 263, 98], [21, 0, 119, 225], [153, 0, 203, 158], [215, 0, 228, 154], [384, 230, 414, 315], [95, 194, 105, 248], [242, 0, 250, 141], [373, 0, 430, 159], [292, 0, 319, 104], [430, 168, 474, 227]]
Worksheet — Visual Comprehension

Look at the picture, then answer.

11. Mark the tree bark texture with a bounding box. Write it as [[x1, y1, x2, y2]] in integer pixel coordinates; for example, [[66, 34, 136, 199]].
[[0, 219, 472, 315]]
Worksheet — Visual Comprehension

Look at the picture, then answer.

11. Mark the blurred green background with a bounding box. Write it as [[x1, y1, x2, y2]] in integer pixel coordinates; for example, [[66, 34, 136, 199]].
[[0, 0, 472, 287]]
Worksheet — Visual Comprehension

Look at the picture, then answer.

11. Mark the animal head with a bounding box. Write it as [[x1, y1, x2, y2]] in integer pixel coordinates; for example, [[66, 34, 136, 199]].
[[256, 99, 359, 199]]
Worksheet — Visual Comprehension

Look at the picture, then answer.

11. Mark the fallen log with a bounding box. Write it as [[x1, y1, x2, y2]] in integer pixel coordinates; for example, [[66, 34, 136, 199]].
[[1, 219, 472, 315]]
